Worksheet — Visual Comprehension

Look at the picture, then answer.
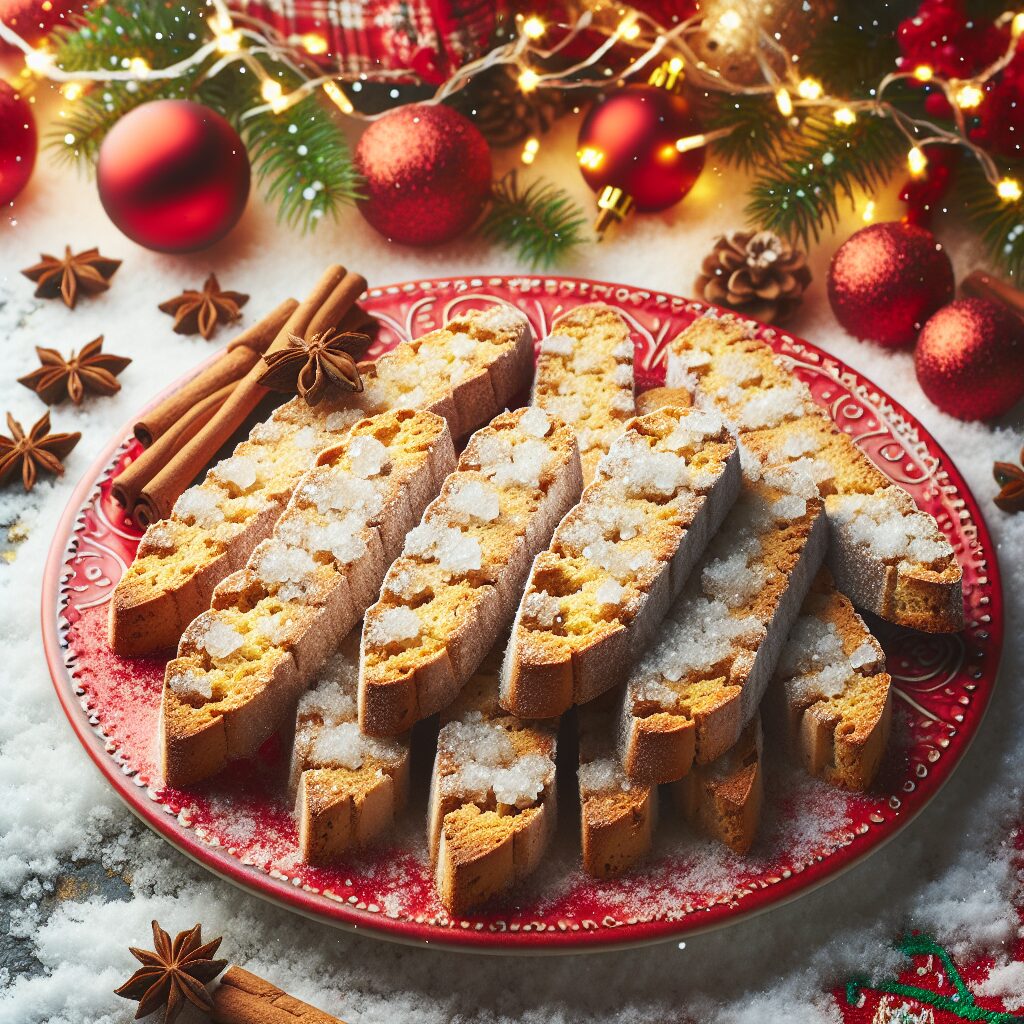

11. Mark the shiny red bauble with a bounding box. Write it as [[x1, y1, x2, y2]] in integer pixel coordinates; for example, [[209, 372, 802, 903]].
[[0, 80, 36, 206], [0, 0, 81, 49], [97, 100, 250, 253], [827, 222, 954, 347], [355, 104, 492, 247], [915, 298, 1024, 420], [576, 83, 705, 211]]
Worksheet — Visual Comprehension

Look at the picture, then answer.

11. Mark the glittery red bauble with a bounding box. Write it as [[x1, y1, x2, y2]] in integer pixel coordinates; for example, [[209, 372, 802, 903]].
[[827, 222, 954, 347], [0, 80, 36, 206], [915, 298, 1024, 420], [576, 84, 705, 211], [97, 100, 250, 253], [355, 105, 492, 247]]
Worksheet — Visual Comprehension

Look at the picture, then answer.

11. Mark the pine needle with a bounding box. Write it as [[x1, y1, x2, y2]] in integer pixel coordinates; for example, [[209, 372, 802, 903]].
[[480, 171, 587, 269]]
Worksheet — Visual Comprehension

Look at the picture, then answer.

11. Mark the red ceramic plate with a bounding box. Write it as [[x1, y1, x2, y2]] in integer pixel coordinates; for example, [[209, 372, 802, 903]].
[[43, 276, 1002, 952]]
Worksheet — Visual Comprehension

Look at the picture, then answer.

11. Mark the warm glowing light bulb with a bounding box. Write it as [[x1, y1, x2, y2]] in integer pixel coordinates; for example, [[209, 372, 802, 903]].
[[833, 107, 857, 125], [675, 133, 708, 154], [521, 137, 540, 165], [1013, 12, 1024, 37], [522, 15, 545, 40], [215, 29, 242, 53], [913, 64, 933, 82], [577, 146, 604, 170], [669, 57, 684, 75], [618, 16, 641, 40], [862, 199, 876, 222], [954, 82, 983, 109], [997, 177, 1022, 201], [301, 33, 328, 55], [322, 81, 353, 114], [61, 82, 84, 101], [718, 9, 742, 32], [797, 77, 823, 101], [129, 56, 150, 75], [907, 146, 927, 176], [775, 87, 793, 117], [25, 48, 52, 73], [261, 79, 283, 102], [518, 67, 540, 92]]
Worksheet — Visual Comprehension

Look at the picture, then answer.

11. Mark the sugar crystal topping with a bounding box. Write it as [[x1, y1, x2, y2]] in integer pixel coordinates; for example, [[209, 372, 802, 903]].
[[257, 540, 316, 587], [174, 485, 224, 528], [519, 406, 551, 438], [523, 590, 561, 628], [540, 333, 575, 357], [214, 455, 258, 492], [168, 668, 213, 702], [777, 615, 881, 706], [446, 478, 500, 524], [366, 606, 421, 646], [199, 618, 245, 660], [308, 720, 404, 770], [829, 493, 954, 567], [595, 578, 625, 606], [348, 435, 390, 478], [405, 522, 482, 572], [578, 757, 631, 798], [598, 433, 689, 497]]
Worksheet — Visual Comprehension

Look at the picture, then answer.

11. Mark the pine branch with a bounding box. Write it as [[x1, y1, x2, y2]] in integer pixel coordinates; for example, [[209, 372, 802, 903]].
[[480, 171, 587, 269], [745, 113, 905, 246], [705, 93, 793, 172], [954, 157, 1024, 280]]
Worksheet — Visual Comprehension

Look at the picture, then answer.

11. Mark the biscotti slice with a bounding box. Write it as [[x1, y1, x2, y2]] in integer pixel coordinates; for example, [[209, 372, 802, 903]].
[[289, 631, 410, 864], [500, 406, 742, 720], [427, 650, 557, 915], [578, 690, 656, 878], [620, 445, 827, 785], [110, 304, 534, 656], [532, 303, 635, 483], [672, 715, 763, 854], [769, 568, 892, 791], [635, 386, 691, 416], [359, 407, 583, 736], [160, 409, 455, 787], [666, 314, 962, 632]]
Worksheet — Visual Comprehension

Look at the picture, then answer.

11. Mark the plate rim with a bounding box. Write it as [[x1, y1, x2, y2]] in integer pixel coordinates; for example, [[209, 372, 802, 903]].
[[42, 274, 1004, 954]]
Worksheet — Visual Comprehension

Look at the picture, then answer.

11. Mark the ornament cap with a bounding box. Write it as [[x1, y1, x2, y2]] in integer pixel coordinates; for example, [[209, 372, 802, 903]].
[[594, 185, 635, 237]]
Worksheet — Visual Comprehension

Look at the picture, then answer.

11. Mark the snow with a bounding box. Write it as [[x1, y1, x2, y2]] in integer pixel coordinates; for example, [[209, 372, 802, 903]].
[[1, 108, 1022, 1024]]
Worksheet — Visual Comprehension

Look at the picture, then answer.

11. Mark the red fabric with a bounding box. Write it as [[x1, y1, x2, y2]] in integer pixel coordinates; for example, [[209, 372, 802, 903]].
[[227, 0, 505, 84]]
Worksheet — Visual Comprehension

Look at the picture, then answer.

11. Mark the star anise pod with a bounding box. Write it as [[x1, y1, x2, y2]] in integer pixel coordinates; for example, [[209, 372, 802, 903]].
[[18, 336, 132, 405], [994, 447, 1024, 513], [21, 245, 121, 308], [158, 273, 249, 340], [0, 412, 81, 492], [258, 329, 365, 406], [114, 920, 227, 1024]]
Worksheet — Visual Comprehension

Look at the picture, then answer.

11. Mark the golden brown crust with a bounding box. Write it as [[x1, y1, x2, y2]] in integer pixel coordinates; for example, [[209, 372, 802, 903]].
[[673, 715, 763, 853], [532, 303, 635, 483], [500, 406, 742, 720], [359, 408, 583, 737], [666, 315, 963, 632], [160, 410, 453, 788], [620, 446, 828, 786], [635, 386, 692, 416], [767, 568, 893, 791], [110, 305, 535, 657], [427, 650, 557, 915], [578, 691, 656, 878]]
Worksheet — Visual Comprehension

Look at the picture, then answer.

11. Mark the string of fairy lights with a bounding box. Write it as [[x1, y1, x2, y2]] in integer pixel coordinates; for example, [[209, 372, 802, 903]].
[[1, 0, 1023, 205]]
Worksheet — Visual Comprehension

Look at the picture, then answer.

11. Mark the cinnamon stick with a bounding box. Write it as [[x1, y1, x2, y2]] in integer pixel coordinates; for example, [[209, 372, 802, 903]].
[[112, 382, 233, 513], [134, 265, 367, 527], [134, 298, 299, 447], [961, 270, 1024, 319], [211, 966, 346, 1024]]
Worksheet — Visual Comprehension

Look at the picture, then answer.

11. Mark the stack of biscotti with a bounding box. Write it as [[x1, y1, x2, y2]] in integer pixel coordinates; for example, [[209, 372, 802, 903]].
[[672, 716, 763, 853], [578, 691, 656, 878], [359, 406, 583, 737], [427, 650, 557, 915], [619, 440, 828, 785], [110, 304, 534, 656], [768, 568, 892, 791], [667, 314, 962, 632], [531, 304, 635, 483], [501, 406, 742, 720], [289, 630, 410, 864], [160, 409, 454, 787]]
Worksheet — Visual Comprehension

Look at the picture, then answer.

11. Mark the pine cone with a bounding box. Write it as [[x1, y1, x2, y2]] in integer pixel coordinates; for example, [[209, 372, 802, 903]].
[[695, 230, 811, 324]]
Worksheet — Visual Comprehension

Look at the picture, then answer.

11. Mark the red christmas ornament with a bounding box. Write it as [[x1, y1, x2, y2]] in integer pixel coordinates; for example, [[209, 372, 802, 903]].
[[915, 297, 1024, 420], [827, 222, 954, 347], [576, 64, 705, 234], [0, 80, 36, 206], [899, 146, 959, 227], [0, 0, 83, 49], [97, 100, 250, 253], [355, 104, 491, 247]]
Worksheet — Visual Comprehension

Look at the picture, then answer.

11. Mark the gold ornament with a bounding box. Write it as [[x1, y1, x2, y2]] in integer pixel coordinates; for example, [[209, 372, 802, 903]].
[[693, 0, 834, 85], [695, 229, 811, 324]]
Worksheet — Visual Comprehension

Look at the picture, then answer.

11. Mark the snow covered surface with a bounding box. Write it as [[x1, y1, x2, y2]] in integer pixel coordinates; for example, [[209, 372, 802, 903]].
[[0, 95, 1022, 1023]]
